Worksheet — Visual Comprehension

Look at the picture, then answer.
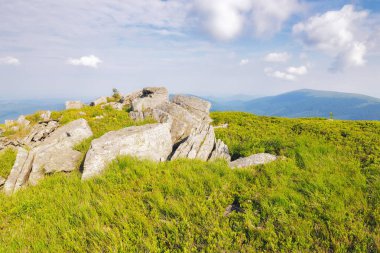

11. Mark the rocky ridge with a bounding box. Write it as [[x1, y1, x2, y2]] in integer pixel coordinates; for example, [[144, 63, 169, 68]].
[[0, 87, 278, 193]]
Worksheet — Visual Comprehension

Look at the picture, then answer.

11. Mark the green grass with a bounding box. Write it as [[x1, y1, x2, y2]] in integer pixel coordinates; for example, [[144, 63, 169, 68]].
[[0, 148, 17, 178], [0, 111, 379, 252]]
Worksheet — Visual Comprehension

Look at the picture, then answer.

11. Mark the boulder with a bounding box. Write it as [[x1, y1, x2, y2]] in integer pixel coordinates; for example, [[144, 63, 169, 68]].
[[171, 123, 215, 161], [28, 119, 93, 185], [120, 90, 143, 106], [66, 101, 84, 110], [131, 87, 168, 112], [229, 153, 277, 168], [156, 102, 202, 143], [39, 111, 51, 121], [4, 119, 93, 193], [172, 95, 211, 122], [23, 121, 59, 146], [91, 96, 107, 106], [209, 139, 231, 161], [82, 122, 172, 180]]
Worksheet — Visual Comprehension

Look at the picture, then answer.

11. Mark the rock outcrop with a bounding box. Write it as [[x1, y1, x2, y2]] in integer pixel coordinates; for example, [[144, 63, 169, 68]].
[[172, 95, 211, 122], [66, 101, 84, 110], [4, 119, 93, 194], [23, 121, 59, 147], [229, 153, 277, 168], [82, 122, 172, 180], [91, 96, 107, 106], [131, 87, 168, 112]]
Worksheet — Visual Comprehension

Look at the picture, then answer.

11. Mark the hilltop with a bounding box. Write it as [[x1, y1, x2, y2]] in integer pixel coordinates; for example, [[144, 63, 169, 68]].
[[210, 89, 380, 120], [0, 87, 379, 252]]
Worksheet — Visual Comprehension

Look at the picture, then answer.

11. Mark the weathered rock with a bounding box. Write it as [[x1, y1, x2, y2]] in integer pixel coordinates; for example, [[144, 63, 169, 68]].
[[66, 101, 84, 110], [82, 122, 172, 180], [131, 87, 168, 112], [172, 95, 211, 122], [129, 111, 145, 121], [0, 176, 5, 187], [23, 121, 59, 146], [90, 96, 107, 106], [28, 119, 93, 185], [171, 123, 215, 161], [40, 111, 51, 121], [229, 153, 277, 168], [156, 102, 201, 143], [0, 138, 22, 151], [209, 139, 231, 161], [3, 147, 32, 194], [121, 90, 143, 106]]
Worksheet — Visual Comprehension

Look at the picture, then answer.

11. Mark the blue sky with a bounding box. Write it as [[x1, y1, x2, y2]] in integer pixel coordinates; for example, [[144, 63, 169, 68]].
[[0, 0, 379, 99]]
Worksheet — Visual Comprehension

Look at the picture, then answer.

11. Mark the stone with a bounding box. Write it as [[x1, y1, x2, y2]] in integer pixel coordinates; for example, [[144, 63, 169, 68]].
[[17, 115, 30, 127], [82, 122, 172, 180], [23, 121, 59, 146], [66, 101, 84, 110], [131, 87, 168, 112], [90, 96, 107, 106], [214, 123, 229, 129], [156, 102, 201, 144], [4, 119, 93, 193], [171, 123, 215, 161], [172, 95, 211, 122], [94, 115, 104, 120], [229, 153, 277, 169], [209, 139, 231, 161], [121, 90, 143, 106], [40, 111, 51, 121], [3, 147, 31, 194], [28, 119, 93, 185]]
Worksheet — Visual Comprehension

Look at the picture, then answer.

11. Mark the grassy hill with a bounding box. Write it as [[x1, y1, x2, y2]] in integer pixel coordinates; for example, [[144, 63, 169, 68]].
[[210, 89, 380, 120], [0, 110, 379, 252]]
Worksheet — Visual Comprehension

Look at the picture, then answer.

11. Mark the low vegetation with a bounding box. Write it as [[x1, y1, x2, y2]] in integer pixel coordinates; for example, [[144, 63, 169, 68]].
[[0, 148, 17, 179], [0, 111, 378, 252]]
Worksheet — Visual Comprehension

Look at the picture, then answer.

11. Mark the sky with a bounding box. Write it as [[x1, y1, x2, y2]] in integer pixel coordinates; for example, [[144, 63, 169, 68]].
[[0, 0, 380, 99]]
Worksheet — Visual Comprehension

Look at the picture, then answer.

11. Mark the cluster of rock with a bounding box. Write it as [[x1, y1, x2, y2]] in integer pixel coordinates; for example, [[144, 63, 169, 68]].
[[1, 87, 279, 194]]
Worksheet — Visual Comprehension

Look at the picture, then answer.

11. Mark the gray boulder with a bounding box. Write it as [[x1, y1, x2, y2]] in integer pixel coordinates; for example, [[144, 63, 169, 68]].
[[4, 119, 93, 193], [209, 139, 231, 161], [23, 121, 59, 146], [171, 123, 215, 161], [82, 122, 173, 180], [91, 96, 108, 106], [172, 95, 211, 122], [65, 101, 84, 110], [229, 153, 277, 168], [131, 87, 168, 112]]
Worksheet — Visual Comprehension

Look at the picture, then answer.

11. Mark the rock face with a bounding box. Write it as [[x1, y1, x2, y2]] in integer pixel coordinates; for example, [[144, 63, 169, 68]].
[[131, 87, 168, 112], [229, 153, 277, 168], [91, 96, 108, 106], [23, 121, 59, 147], [66, 101, 84, 110], [4, 119, 93, 193], [210, 139, 231, 161], [171, 123, 215, 161], [172, 95, 211, 122], [82, 122, 172, 180]]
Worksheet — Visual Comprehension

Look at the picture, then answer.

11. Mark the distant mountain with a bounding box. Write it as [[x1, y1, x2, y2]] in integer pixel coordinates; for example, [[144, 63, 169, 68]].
[[0, 99, 66, 123], [209, 89, 380, 120]]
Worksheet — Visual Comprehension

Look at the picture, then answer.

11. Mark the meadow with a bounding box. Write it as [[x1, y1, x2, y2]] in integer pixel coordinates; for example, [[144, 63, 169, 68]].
[[0, 111, 378, 252]]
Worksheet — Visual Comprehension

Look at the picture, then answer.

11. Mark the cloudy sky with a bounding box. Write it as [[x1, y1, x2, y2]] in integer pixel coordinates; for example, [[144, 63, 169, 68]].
[[0, 0, 379, 99]]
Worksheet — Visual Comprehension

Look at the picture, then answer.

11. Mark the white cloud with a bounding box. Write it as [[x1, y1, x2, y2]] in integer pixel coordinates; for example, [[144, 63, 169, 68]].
[[265, 67, 296, 81], [250, 0, 302, 37], [195, 0, 252, 41], [239, 59, 249, 66], [293, 5, 370, 70], [0, 56, 20, 65], [264, 52, 290, 63], [67, 55, 102, 68], [287, 65, 308, 75], [196, 0, 302, 40]]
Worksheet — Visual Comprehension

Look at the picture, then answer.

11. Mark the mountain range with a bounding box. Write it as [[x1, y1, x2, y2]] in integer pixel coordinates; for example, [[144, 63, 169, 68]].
[[208, 89, 380, 120]]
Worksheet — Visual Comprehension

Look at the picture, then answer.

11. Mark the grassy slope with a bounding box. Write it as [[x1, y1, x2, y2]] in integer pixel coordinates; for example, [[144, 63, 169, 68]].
[[0, 112, 379, 252]]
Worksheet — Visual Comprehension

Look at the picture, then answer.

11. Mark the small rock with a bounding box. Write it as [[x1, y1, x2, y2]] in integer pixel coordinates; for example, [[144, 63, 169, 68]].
[[94, 115, 104, 120], [214, 123, 229, 129], [66, 101, 84, 110], [40, 111, 51, 121], [79, 111, 86, 116], [90, 96, 107, 106], [229, 153, 277, 168]]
